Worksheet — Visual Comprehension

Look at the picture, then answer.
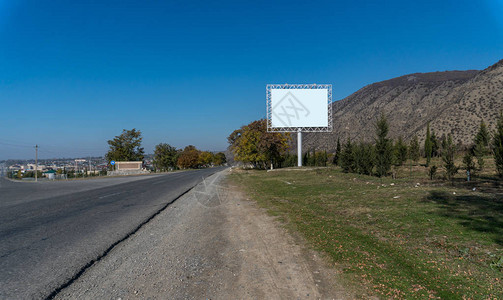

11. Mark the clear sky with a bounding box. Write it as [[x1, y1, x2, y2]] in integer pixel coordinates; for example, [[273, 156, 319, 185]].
[[1, 0, 502, 160]]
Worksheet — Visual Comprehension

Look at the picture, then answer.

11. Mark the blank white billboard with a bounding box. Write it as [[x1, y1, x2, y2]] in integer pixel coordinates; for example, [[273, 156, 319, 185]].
[[267, 84, 331, 131]]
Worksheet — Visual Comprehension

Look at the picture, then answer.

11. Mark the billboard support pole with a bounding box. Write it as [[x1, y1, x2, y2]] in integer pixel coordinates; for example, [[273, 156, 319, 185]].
[[297, 129, 302, 167]]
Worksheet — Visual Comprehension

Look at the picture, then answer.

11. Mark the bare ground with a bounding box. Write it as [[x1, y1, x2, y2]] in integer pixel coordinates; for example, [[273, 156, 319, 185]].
[[55, 170, 351, 299]]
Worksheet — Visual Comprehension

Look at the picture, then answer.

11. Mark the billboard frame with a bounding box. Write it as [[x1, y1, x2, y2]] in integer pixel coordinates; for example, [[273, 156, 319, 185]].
[[266, 83, 332, 133]]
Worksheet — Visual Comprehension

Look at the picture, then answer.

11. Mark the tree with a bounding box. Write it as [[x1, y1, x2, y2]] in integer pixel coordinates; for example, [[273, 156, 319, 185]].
[[228, 119, 290, 169], [431, 130, 439, 157], [463, 151, 476, 179], [393, 136, 408, 166], [302, 151, 311, 166], [153, 143, 178, 171], [354, 142, 375, 175], [333, 137, 341, 166], [340, 137, 355, 173], [177, 145, 201, 169], [493, 111, 503, 177], [473, 121, 490, 171], [429, 165, 437, 180], [105, 129, 144, 163], [475, 120, 490, 147], [321, 150, 328, 167], [374, 113, 393, 177], [213, 152, 226, 166], [443, 134, 458, 181], [424, 122, 432, 166], [440, 134, 447, 156], [281, 153, 297, 168], [198, 151, 214, 167], [310, 149, 316, 166], [409, 135, 420, 163]]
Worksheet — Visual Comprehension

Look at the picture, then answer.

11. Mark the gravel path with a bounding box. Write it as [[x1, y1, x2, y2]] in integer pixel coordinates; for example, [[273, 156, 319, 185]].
[[55, 170, 351, 299]]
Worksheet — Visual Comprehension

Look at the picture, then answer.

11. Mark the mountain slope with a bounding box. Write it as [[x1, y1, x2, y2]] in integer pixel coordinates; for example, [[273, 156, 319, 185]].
[[301, 59, 503, 151]]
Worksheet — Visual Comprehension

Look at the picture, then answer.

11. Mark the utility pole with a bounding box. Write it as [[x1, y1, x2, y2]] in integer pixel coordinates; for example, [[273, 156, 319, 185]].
[[89, 156, 91, 176], [35, 145, 38, 182]]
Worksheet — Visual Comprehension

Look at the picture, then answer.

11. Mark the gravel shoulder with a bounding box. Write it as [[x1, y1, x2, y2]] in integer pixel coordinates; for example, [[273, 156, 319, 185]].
[[55, 170, 351, 299]]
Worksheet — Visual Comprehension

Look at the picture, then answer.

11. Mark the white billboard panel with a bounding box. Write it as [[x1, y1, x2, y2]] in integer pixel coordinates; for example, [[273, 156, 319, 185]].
[[267, 84, 332, 132]]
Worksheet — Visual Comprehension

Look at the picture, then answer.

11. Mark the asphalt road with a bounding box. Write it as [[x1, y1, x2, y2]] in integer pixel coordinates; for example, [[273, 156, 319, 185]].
[[0, 168, 224, 299]]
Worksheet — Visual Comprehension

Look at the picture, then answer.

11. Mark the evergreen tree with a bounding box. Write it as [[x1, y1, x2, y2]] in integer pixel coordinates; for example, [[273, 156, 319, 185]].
[[475, 120, 490, 147], [493, 111, 503, 177], [428, 165, 437, 180], [303, 152, 309, 166], [463, 151, 476, 178], [409, 135, 420, 163], [333, 138, 341, 166], [473, 142, 486, 171], [473, 121, 490, 171], [443, 134, 458, 181], [374, 113, 393, 177], [354, 142, 375, 175], [353, 142, 363, 174], [424, 122, 432, 166], [431, 130, 439, 157], [393, 136, 408, 166], [340, 137, 355, 173]]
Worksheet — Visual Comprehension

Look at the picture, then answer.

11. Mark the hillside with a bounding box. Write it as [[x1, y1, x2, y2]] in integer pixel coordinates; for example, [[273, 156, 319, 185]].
[[300, 59, 503, 151]]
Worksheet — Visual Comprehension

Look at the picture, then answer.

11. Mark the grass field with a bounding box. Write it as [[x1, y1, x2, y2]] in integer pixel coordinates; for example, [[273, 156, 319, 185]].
[[230, 162, 503, 299]]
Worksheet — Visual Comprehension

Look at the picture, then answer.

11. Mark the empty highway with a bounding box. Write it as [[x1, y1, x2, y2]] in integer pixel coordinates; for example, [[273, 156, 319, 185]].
[[0, 168, 223, 299]]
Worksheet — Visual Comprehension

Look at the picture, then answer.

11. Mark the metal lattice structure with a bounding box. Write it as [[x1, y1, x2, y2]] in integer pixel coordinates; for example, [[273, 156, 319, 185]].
[[266, 84, 332, 132]]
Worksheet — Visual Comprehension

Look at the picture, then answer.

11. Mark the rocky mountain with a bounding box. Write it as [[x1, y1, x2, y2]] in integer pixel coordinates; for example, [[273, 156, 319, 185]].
[[300, 59, 503, 151]]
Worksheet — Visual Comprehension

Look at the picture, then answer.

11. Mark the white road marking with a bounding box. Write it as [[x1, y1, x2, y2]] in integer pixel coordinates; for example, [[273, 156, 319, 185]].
[[99, 192, 125, 199]]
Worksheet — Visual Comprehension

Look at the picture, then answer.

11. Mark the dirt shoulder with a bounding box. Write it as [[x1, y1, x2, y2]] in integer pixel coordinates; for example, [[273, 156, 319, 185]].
[[223, 183, 351, 299], [55, 170, 350, 299]]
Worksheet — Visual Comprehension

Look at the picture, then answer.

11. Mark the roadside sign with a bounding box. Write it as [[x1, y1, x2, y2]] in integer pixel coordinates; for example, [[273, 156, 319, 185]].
[[110, 160, 115, 165], [266, 84, 333, 167]]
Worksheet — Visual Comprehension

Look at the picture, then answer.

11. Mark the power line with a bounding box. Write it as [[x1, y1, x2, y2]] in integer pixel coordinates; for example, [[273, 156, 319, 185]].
[[0, 141, 35, 148]]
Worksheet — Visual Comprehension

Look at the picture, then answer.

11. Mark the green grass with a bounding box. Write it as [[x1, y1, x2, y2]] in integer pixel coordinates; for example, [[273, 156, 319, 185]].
[[230, 167, 503, 299]]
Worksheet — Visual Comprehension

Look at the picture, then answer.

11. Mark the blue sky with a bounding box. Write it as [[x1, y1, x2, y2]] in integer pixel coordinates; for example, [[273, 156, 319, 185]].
[[1, 0, 502, 160]]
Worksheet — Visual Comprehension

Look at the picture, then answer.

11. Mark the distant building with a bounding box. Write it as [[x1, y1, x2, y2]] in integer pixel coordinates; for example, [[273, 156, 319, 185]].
[[108, 161, 147, 176], [26, 164, 46, 171], [43, 169, 57, 180]]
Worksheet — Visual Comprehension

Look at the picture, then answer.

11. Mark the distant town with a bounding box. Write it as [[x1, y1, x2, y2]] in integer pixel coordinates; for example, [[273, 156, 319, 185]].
[[0, 155, 157, 180]]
